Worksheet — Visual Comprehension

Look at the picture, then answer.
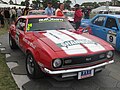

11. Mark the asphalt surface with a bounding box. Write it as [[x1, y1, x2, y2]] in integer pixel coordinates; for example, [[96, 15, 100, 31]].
[[0, 33, 120, 90]]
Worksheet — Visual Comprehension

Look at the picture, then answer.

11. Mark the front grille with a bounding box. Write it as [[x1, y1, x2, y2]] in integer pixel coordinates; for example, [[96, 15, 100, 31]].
[[62, 52, 107, 67]]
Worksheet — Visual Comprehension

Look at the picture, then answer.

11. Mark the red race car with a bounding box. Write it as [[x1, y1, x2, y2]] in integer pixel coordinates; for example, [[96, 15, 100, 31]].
[[9, 15, 114, 79]]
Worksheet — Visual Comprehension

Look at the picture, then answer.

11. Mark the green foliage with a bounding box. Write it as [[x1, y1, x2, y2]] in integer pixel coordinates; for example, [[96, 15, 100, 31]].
[[0, 54, 19, 90], [42, 0, 60, 9], [64, 0, 72, 10], [9, 0, 14, 5], [21, 1, 26, 6], [81, 2, 99, 8]]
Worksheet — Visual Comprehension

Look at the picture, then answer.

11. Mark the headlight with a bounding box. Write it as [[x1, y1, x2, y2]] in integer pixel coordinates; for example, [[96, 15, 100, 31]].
[[107, 51, 114, 59], [53, 59, 62, 68]]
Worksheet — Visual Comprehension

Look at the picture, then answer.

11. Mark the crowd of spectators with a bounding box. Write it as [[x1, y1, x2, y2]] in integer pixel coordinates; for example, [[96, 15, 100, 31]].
[[0, 7, 23, 28], [0, 2, 91, 30]]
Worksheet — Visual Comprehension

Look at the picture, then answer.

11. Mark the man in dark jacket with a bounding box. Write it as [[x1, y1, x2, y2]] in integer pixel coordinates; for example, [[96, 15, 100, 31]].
[[0, 11, 4, 28], [4, 8, 10, 25]]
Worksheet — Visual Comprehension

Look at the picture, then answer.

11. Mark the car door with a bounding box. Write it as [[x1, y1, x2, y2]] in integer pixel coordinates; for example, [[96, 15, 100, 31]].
[[15, 18, 26, 50], [90, 16, 107, 40], [104, 17, 119, 47]]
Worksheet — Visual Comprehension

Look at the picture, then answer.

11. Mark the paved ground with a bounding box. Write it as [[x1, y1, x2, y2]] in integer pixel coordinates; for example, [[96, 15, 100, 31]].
[[0, 33, 120, 90]]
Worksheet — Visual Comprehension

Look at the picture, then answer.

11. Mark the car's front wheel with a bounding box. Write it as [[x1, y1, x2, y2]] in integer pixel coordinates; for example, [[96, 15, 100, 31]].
[[26, 53, 44, 79], [9, 34, 17, 49]]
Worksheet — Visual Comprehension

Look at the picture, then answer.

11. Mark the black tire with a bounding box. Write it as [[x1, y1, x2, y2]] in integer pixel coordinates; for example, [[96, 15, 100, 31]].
[[26, 53, 44, 79], [9, 34, 18, 49]]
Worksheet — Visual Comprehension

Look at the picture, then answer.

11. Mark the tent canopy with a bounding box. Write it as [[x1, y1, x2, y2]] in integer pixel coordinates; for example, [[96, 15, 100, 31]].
[[92, 6, 120, 13], [0, 4, 26, 8]]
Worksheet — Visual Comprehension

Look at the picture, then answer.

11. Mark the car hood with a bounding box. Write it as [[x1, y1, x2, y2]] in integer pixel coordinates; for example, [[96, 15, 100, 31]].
[[34, 30, 106, 55]]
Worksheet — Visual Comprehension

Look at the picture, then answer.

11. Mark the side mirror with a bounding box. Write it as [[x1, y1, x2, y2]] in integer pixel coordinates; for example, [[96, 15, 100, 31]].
[[75, 27, 92, 34], [74, 27, 84, 34], [10, 25, 16, 30], [82, 29, 89, 33], [20, 22, 25, 31], [112, 27, 118, 31]]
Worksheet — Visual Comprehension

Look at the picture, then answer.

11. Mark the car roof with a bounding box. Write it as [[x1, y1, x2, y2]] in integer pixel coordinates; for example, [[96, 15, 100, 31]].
[[29, 10, 45, 12], [98, 14, 120, 18], [20, 15, 65, 19]]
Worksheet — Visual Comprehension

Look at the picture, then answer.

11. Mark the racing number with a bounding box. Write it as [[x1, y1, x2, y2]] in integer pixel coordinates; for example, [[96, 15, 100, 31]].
[[107, 34, 116, 46], [109, 35, 113, 42]]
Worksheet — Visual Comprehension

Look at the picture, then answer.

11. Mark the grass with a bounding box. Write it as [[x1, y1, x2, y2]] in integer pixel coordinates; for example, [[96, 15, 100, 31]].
[[0, 26, 19, 90], [0, 27, 8, 36]]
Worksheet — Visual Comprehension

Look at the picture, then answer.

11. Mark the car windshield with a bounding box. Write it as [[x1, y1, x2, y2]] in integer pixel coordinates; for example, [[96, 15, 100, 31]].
[[64, 12, 74, 17], [27, 18, 74, 31], [29, 11, 45, 15]]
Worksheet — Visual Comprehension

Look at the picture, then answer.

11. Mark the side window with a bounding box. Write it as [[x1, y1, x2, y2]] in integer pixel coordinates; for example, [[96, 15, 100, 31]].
[[16, 18, 26, 31], [105, 17, 118, 30], [92, 16, 106, 26]]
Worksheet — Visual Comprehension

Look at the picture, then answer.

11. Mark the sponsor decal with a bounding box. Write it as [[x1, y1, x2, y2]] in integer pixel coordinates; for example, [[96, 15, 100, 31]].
[[23, 38, 36, 49], [57, 39, 97, 48], [39, 18, 64, 22], [59, 30, 105, 52]]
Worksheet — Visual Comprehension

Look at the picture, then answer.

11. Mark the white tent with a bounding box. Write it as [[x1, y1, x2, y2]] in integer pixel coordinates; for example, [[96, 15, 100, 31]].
[[0, 4, 26, 8], [92, 6, 120, 13]]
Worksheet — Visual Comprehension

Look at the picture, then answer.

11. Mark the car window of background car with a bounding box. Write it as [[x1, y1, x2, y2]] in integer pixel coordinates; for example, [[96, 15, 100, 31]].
[[29, 12, 44, 15], [26, 18, 74, 31], [105, 17, 118, 30], [16, 18, 26, 31], [117, 18, 120, 26], [92, 16, 106, 26], [64, 12, 74, 17]]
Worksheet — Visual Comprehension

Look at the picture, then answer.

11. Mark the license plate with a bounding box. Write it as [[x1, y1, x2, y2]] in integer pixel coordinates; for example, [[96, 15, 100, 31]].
[[78, 69, 94, 79]]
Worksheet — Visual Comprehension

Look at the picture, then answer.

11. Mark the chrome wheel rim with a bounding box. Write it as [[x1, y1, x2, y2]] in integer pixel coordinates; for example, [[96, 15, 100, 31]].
[[9, 37, 12, 46], [27, 55, 34, 74]]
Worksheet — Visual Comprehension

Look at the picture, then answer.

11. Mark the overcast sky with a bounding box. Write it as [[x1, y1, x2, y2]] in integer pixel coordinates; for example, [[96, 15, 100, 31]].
[[5, 0, 111, 5]]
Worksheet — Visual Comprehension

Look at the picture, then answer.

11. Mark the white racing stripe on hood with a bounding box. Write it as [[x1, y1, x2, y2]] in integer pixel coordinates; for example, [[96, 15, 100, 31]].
[[60, 30, 105, 52], [44, 30, 87, 54]]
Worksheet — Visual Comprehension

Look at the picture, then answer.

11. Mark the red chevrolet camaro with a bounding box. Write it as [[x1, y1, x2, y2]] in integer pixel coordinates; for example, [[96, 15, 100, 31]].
[[9, 15, 114, 79]]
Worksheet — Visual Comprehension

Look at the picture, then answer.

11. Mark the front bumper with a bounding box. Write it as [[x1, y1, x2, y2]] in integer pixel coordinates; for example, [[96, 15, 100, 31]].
[[43, 60, 114, 74]]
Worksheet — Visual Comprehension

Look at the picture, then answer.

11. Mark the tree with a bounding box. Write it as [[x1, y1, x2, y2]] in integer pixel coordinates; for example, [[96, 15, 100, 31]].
[[64, 0, 72, 10], [0, 0, 8, 4], [41, 0, 60, 9], [9, 0, 14, 5], [111, 0, 118, 6], [25, 0, 30, 7], [21, 1, 26, 6]]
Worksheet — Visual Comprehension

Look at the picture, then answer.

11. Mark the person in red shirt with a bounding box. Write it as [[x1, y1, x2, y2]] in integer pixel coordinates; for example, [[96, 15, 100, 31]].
[[74, 4, 83, 30], [55, 3, 64, 16]]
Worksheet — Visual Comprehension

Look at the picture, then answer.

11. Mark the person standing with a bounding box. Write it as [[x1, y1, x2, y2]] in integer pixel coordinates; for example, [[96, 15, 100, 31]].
[[45, 2, 54, 16], [11, 7, 17, 23], [74, 4, 83, 30], [4, 8, 10, 25], [17, 7, 22, 17], [0, 11, 4, 28], [83, 6, 91, 19], [23, 7, 29, 15], [55, 3, 64, 16]]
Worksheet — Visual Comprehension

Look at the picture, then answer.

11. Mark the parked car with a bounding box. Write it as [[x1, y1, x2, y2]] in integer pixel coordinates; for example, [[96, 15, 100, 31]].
[[9, 15, 114, 80], [81, 14, 120, 51], [63, 10, 74, 23], [28, 10, 45, 15]]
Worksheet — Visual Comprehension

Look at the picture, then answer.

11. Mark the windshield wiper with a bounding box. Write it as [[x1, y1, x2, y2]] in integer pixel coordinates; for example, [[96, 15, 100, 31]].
[[33, 29, 44, 31], [57, 28, 66, 30]]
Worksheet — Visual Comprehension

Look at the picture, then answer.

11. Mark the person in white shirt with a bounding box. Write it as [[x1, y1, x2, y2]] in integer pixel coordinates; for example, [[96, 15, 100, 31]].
[[17, 7, 22, 17]]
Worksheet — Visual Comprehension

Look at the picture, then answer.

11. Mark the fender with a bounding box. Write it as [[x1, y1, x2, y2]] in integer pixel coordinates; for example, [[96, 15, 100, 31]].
[[26, 47, 39, 62]]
